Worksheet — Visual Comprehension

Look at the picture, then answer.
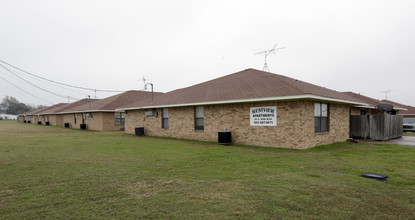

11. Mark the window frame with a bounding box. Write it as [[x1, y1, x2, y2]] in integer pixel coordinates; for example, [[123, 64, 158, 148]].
[[162, 108, 169, 129], [314, 102, 329, 133], [194, 106, 204, 130], [114, 112, 125, 125]]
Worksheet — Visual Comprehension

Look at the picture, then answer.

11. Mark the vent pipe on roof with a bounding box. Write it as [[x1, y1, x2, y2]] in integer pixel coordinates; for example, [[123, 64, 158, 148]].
[[88, 95, 91, 110], [145, 83, 154, 104]]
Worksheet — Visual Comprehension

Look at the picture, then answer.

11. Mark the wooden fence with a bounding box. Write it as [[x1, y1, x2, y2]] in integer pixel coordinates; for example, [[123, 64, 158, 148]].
[[350, 115, 403, 141]]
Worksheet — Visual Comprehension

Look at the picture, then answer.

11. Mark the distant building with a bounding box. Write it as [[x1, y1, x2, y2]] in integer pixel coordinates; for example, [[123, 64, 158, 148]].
[[0, 114, 17, 120], [18, 91, 159, 131], [57, 91, 160, 131], [381, 100, 415, 118], [343, 92, 407, 115]]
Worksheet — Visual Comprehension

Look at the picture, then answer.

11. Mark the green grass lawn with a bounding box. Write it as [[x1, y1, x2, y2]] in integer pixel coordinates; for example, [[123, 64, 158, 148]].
[[403, 132, 415, 136], [1, 120, 415, 219]]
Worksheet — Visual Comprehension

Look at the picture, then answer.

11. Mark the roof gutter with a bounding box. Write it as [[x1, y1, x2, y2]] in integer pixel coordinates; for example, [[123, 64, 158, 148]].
[[354, 105, 408, 111], [40, 110, 118, 115], [116, 94, 368, 111]]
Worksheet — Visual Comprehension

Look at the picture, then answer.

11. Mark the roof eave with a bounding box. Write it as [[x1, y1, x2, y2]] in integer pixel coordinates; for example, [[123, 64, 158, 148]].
[[354, 106, 408, 111], [116, 94, 368, 111], [396, 108, 408, 111], [45, 110, 117, 115]]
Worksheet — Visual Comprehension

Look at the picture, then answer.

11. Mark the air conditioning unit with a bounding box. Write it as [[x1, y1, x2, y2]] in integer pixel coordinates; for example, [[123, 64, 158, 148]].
[[45, 122, 50, 126], [64, 123, 70, 128], [24, 120, 26, 123], [218, 130, 232, 145], [135, 127, 145, 136], [80, 124, 87, 130], [37, 121, 42, 125]]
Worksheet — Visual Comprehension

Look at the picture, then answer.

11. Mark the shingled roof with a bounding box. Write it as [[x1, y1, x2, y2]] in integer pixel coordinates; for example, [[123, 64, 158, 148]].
[[51, 99, 99, 114], [342, 92, 408, 111], [38, 103, 69, 115], [20, 108, 43, 116], [119, 68, 366, 110], [58, 90, 161, 113], [342, 92, 382, 108], [402, 105, 415, 115], [381, 99, 413, 114]]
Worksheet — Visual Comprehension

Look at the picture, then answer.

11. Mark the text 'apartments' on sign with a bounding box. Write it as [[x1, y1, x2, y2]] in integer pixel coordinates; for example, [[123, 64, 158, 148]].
[[250, 106, 277, 126]]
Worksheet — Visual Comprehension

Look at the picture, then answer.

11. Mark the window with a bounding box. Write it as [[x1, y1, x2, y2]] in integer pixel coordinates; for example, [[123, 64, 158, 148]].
[[360, 110, 367, 115], [162, 108, 169, 129], [114, 112, 125, 125], [315, 102, 329, 133], [195, 106, 204, 130], [74, 113, 77, 124]]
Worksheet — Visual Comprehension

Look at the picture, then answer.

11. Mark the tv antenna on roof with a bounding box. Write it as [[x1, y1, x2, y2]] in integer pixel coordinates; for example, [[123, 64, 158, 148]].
[[255, 44, 285, 72], [142, 76, 146, 89], [380, 90, 390, 99]]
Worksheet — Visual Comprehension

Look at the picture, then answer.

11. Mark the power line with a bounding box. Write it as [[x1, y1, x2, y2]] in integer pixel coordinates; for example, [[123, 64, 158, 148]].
[[0, 63, 81, 101], [1, 67, 91, 97], [0, 68, 87, 98], [0, 59, 126, 92], [0, 74, 54, 105]]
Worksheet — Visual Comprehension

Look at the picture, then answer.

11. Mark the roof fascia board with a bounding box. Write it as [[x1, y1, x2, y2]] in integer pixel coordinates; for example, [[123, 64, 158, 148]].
[[354, 105, 377, 109], [43, 110, 117, 115], [117, 94, 368, 111], [396, 108, 408, 111], [354, 106, 407, 111]]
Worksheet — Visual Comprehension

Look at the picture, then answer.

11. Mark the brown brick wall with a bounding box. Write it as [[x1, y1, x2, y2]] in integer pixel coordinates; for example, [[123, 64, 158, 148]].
[[83, 112, 103, 130], [47, 115, 64, 126], [63, 113, 80, 128], [125, 101, 350, 149], [82, 112, 123, 131], [41, 115, 47, 124], [60, 112, 123, 131], [48, 115, 56, 125], [33, 115, 41, 124], [101, 112, 124, 131], [56, 115, 64, 126], [24, 116, 31, 122]]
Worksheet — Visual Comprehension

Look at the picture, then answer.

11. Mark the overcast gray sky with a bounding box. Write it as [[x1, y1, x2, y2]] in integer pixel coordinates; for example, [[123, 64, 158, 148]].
[[1, 0, 414, 107]]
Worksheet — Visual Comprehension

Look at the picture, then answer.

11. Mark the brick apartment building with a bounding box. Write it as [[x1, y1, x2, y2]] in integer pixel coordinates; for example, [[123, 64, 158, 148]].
[[58, 90, 159, 131], [118, 69, 366, 149]]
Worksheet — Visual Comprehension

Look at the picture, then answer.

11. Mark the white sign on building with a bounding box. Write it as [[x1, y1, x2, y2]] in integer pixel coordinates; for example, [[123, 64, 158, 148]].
[[250, 106, 277, 126]]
